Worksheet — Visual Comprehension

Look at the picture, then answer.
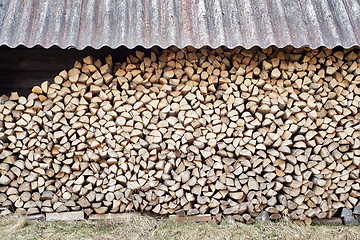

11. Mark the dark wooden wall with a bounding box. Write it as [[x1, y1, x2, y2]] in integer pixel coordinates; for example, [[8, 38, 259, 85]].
[[0, 45, 150, 96]]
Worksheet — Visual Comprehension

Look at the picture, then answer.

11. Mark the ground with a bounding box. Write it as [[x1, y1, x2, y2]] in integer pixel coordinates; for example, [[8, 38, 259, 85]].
[[0, 214, 359, 240]]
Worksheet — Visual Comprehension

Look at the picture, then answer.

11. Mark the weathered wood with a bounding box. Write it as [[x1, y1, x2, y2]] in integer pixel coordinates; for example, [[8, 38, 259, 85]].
[[169, 214, 212, 222], [46, 211, 85, 221], [88, 213, 139, 220]]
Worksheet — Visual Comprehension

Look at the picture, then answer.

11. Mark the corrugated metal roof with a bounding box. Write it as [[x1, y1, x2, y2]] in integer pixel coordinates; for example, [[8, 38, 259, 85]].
[[0, 0, 360, 50]]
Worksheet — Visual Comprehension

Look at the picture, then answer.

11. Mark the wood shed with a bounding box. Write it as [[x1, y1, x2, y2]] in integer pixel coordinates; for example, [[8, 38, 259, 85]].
[[0, 0, 360, 224]]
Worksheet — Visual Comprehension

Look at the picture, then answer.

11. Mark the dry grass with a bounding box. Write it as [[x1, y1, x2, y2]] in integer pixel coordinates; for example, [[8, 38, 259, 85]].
[[0, 214, 359, 240]]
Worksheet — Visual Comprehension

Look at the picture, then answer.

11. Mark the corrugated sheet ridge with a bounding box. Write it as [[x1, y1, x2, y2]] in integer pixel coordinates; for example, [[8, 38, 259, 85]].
[[0, 0, 360, 50]]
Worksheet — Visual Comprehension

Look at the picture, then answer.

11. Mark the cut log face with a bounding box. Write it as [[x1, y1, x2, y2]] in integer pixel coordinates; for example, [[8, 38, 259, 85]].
[[0, 46, 360, 224]]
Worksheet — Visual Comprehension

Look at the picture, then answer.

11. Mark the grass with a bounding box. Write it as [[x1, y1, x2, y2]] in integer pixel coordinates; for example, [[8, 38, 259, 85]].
[[0, 214, 359, 240]]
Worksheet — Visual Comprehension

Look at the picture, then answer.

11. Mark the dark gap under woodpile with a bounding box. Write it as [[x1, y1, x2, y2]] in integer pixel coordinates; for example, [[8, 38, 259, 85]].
[[0, 45, 151, 96]]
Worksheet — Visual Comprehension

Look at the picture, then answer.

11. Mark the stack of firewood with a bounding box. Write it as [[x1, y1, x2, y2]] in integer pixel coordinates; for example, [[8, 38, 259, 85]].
[[0, 46, 359, 224]]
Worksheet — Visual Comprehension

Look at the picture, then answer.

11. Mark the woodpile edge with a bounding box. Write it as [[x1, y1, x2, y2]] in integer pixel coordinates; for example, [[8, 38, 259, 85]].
[[0, 45, 360, 224]]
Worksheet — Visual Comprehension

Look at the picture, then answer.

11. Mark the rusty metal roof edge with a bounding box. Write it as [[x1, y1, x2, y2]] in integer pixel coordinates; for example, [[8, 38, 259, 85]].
[[2, 42, 358, 51]]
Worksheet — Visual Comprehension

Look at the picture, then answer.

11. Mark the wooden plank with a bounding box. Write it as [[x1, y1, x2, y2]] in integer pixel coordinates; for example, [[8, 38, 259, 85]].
[[88, 213, 139, 220], [26, 214, 45, 220], [169, 214, 212, 222], [312, 217, 343, 225], [46, 211, 84, 221]]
